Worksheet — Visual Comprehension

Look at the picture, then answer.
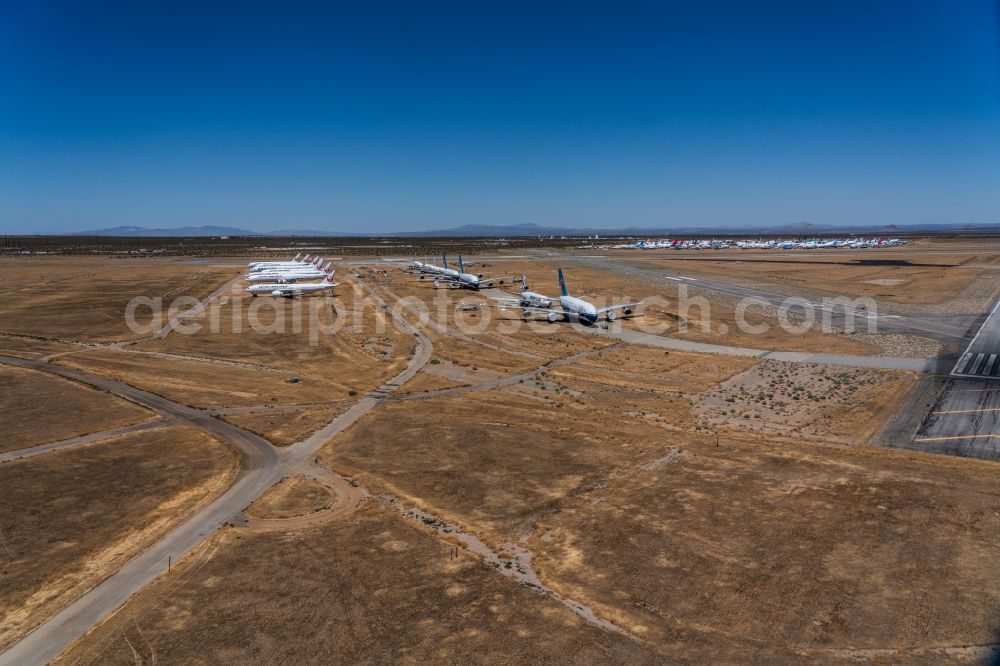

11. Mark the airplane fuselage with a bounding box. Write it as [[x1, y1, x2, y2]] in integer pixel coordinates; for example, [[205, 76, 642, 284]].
[[520, 291, 553, 308], [245, 270, 326, 283], [558, 295, 599, 324], [246, 281, 338, 297]]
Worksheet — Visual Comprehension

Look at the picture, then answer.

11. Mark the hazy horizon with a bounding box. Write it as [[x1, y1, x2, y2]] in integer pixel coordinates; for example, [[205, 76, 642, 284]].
[[2, 1, 999, 234]]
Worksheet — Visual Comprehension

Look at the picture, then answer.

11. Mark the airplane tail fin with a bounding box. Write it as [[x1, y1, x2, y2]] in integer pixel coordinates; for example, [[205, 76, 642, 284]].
[[314, 257, 324, 267], [325, 271, 337, 283], [323, 261, 333, 272], [521, 274, 528, 291], [303, 254, 311, 263], [292, 252, 302, 262], [557, 268, 568, 297], [442, 254, 449, 270], [458, 256, 465, 273]]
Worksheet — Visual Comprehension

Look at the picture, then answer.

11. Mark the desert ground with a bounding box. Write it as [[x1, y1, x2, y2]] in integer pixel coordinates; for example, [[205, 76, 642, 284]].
[[2, 239, 1000, 664]]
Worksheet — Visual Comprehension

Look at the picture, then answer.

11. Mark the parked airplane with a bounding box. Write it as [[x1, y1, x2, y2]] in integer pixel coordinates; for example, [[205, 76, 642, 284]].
[[245, 262, 333, 283], [414, 255, 460, 281], [248, 253, 308, 268], [249, 256, 323, 273], [491, 275, 554, 308], [246, 272, 339, 297], [503, 269, 640, 324], [433, 256, 508, 290]]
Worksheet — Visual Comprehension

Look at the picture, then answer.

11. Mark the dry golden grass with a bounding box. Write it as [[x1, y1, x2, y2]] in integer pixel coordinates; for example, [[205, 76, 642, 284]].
[[0, 335, 81, 360], [396, 367, 469, 394], [0, 257, 234, 342], [56, 504, 652, 665], [221, 406, 345, 446], [531, 439, 1000, 661], [5, 252, 1000, 662], [626, 247, 998, 304], [245, 476, 333, 519], [569, 345, 759, 393], [138, 276, 413, 395], [55, 350, 348, 409], [0, 426, 236, 650], [0, 365, 153, 453], [323, 385, 702, 544]]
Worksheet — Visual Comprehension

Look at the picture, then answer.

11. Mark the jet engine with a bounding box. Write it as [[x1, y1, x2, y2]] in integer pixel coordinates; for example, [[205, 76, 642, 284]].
[[622, 307, 633, 316], [547, 311, 560, 323], [271, 290, 284, 297], [606, 311, 617, 321]]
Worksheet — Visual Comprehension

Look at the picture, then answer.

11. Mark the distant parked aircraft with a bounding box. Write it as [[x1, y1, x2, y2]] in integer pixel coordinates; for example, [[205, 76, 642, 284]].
[[246, 272, 339, 297], [433, 256, 509, 290], [245, 262, 333, 283]]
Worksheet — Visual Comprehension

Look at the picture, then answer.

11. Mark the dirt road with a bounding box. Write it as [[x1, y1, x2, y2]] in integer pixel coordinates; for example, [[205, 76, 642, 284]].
[[0, 279, 434, 666]]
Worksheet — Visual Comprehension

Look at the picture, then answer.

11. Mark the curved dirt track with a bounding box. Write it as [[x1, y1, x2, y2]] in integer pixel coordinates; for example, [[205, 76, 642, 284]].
[[0, 279, 434, 666], [0, 355, 281, 666], [240, 462, 365, 532]]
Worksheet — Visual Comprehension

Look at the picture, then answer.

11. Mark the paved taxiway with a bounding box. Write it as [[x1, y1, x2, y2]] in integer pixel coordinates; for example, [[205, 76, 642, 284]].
[[911, 378, 1000, 459]]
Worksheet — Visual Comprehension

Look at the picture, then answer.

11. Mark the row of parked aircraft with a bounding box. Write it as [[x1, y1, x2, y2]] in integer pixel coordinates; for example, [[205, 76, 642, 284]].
[[409, 256, 638, 324], [595, 237, 907, 250], [408, 255, 511, 290], [244, 253, 339, 297]]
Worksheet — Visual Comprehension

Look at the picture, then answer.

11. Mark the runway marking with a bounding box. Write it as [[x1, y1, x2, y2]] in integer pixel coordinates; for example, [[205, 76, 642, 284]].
[[952, 294, 1000, 375], [931, 407, 1000, 415], [914, 434, 1000, 442]]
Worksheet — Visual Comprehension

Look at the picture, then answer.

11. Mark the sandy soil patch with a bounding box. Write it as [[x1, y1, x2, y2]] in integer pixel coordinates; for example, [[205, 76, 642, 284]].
[[245, 476, 333, 519], [692, 361, 916, 444]]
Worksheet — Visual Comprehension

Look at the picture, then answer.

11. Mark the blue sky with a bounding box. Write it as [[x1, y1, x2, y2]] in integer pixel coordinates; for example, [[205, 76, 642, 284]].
[[1, 0, 998, 233]]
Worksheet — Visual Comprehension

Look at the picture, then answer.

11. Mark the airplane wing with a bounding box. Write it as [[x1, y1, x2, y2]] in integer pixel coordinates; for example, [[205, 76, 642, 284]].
[[494, 304, 566, 317], [594, 303, 642, 316], [490, 295, 522, 304]]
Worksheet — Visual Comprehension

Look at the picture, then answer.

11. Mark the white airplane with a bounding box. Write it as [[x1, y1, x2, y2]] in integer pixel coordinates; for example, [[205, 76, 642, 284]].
[[245, 262, 333, 283], [433, 256, 508, 290], [502, 269, 640, 324], [250, 256, 323, 273], [248, 253, 307, 268], [491, 274, 554, 308], [246, 271, 339, 297], [414, 254, 461, 281]]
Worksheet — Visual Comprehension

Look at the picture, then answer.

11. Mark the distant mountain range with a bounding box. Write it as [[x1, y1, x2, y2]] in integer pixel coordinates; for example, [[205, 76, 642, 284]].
[[68, 221, 1000, 238]]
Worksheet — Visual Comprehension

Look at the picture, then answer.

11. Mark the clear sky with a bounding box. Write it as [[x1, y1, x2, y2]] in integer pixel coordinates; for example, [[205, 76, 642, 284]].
[[1, 0, 998, 233]]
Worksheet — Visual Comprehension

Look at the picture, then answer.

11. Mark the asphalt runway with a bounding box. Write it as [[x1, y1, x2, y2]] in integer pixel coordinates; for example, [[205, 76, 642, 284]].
[[951, 298, 1000, 379], [906, 298, 1000, 457], [910, 378, 1000, 460]]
